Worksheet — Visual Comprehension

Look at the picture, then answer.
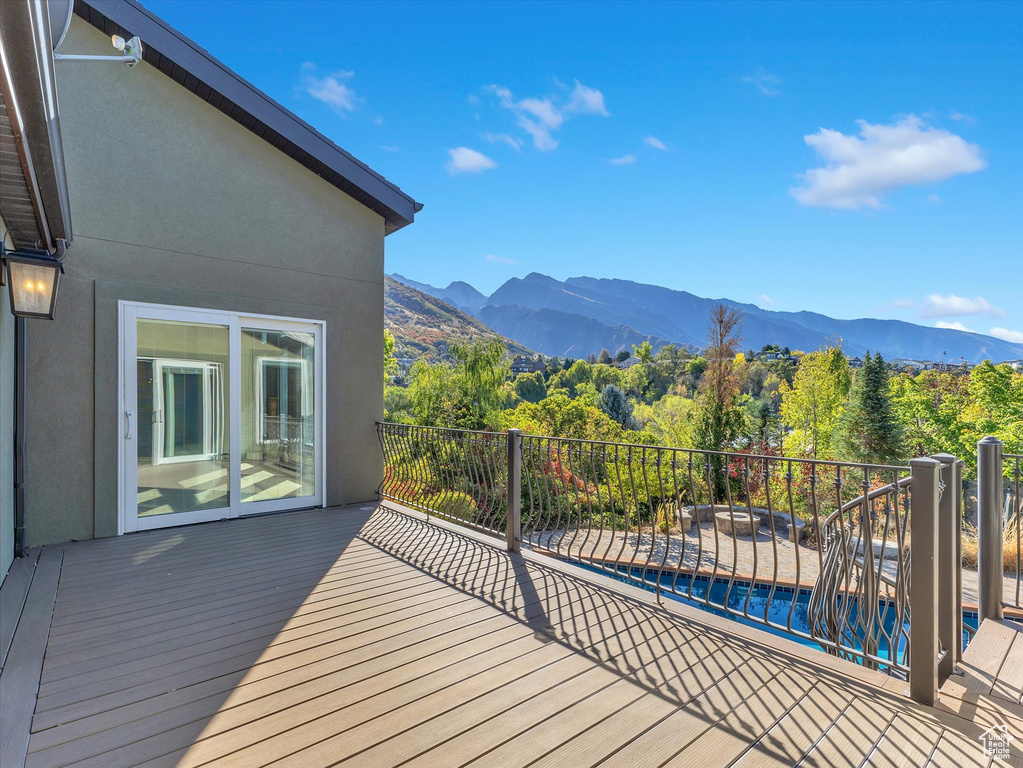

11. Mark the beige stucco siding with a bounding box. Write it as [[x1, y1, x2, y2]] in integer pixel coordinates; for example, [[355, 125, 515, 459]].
[[23, 18, 386, 546]]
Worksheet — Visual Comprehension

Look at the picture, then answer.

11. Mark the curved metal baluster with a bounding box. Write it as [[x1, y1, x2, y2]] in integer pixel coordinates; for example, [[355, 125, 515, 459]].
[[655, 448, 671, 592], [785, 460, 799, 636], [762, 458, 780, 626], [575, 443, 597, 562], [685, 452, 702, 603], [722, 455, 742, 618], [706, 452, 722, 608]]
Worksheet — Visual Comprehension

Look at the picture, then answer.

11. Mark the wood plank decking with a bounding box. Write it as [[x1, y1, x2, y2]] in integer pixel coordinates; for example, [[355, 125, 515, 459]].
[[1, 503, 1020, 767]]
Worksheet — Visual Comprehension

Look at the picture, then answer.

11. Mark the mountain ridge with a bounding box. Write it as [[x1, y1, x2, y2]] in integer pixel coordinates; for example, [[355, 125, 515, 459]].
[[384, 276, 532, 362], [388, 272, 1023, 363]]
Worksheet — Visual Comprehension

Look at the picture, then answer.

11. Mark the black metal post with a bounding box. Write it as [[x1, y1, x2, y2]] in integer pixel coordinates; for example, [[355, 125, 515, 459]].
[[13, 316, 26, 557]]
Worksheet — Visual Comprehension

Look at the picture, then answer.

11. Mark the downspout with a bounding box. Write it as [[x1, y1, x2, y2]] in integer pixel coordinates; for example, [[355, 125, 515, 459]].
[[13, 316, 26, 556]]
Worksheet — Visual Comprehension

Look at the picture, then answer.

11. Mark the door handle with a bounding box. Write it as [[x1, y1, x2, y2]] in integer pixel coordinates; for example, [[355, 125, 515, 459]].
[[125, 410, 135, 440]]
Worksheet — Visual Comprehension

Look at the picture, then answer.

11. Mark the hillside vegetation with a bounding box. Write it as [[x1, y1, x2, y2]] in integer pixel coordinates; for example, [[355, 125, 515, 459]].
[[384, 277, 532, 363]]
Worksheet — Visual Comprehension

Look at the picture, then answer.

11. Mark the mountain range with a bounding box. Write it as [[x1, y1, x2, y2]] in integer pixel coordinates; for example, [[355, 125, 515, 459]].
[[389, 272, 1023, 364], [384, 276, 532, 363]]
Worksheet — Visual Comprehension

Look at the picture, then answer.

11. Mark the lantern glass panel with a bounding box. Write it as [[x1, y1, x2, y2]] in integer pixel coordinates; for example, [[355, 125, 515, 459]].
[[8, 260, 59, 317]]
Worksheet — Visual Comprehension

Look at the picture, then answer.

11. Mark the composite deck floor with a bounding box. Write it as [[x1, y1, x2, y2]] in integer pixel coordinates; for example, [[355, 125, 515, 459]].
[[2, 503, 1021, 767]]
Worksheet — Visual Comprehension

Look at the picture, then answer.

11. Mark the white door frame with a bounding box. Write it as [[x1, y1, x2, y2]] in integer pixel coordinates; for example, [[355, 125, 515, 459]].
[[118, 301, 327, 534], [151, 358, 223, 465]]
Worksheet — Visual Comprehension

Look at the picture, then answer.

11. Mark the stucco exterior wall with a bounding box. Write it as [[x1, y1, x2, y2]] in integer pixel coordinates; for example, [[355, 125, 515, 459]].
[[0, 220, 14, 579], [23, 17, 386, 546]]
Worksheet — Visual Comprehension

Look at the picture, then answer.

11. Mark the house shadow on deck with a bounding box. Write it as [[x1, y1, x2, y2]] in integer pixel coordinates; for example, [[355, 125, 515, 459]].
[[6, 503, 1006, 767]]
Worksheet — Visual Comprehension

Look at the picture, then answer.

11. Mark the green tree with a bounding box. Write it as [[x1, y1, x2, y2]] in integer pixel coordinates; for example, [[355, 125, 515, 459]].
[[633, 395, 699, 448], [779, 346, 851, 459], [512, 371, 547, 404], [598, 384, 634, 428], [449, 339, 507, 427], [383, 329, 398, 384], [597, 348, 613, 365], [498, 393, 624, 441], [632, 340, 656, 364], [833, 352, 905, 464], [406, 360, 457, 426], [615, 349, 632, 364]]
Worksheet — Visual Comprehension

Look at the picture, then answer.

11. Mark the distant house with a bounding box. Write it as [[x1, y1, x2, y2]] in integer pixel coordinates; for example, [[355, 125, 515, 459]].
[[618, 355, 642, 369], [890, 359, 932, 371], [849, 357, 864, 369], [510, 355, 547, 376]]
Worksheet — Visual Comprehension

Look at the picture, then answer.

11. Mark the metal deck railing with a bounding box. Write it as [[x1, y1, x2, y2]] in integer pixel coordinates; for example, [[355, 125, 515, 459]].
[[377, 422, 961, 704]]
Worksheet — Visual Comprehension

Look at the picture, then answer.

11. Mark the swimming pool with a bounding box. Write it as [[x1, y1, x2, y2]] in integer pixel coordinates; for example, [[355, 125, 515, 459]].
[[569, 560, 988, 663]]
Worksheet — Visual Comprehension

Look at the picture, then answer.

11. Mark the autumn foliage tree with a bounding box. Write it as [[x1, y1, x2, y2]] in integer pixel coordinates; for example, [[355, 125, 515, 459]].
[[695, 304, 745, 493]]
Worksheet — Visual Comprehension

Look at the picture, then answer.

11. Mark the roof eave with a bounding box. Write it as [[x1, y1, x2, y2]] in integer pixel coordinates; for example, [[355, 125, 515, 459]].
[[0, 0, 74, 250]]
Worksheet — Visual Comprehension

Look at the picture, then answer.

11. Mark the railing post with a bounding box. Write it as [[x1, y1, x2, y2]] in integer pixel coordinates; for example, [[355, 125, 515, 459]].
[[933, 454, 959, 681], [506, 429, 522, 552], [978, 436, 1005, 623], [954, 459, 965, 663], [909, 456, 941, 705]]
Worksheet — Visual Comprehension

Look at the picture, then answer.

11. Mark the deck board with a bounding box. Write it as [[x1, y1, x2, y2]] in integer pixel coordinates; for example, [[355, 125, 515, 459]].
[[0, 550, 40, 670], [0, 549, 62, 768], [0, 504, 1020, 767]]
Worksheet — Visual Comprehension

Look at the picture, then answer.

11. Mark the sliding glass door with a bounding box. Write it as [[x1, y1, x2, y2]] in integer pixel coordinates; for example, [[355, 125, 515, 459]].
[[121, 304, 324, 532]]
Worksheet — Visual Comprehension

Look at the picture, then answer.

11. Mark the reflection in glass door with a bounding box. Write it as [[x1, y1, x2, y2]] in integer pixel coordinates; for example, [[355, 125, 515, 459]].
[[122, 304, 323, 533], [241, 329, 316, 504], [134, 318, 230, 520]]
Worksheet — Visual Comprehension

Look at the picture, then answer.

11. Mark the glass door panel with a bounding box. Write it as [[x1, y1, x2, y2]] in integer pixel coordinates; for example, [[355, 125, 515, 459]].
[[135, 318, 229, 519], [240, 328, 316, 504], [123, 304, 322, 533]]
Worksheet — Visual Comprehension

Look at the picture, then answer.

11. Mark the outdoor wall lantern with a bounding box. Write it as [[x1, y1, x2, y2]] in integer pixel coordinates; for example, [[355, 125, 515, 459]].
[[1, 240, 66, 320]]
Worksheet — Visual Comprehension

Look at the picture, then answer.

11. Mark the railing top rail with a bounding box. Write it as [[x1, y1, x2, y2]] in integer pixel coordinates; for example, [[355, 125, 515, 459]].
[[377, 421, 505, 438], [1005, 453, 1023, 461], [519, 431, 911, 473]]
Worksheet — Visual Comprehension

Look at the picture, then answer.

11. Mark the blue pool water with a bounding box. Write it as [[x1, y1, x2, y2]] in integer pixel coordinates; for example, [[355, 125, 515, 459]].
[[569, 560, 989, 661]]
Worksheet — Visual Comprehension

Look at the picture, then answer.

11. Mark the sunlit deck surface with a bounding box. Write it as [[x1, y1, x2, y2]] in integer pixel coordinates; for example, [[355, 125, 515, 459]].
[[2, 504, 1021, 767]]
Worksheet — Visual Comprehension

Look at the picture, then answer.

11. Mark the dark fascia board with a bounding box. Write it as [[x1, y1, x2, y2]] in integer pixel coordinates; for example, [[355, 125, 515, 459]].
[[76, 0, 421, 234]]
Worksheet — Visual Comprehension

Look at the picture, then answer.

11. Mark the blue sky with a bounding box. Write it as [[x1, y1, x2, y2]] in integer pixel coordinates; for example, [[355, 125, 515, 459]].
[[145, 0, 1023, 342]]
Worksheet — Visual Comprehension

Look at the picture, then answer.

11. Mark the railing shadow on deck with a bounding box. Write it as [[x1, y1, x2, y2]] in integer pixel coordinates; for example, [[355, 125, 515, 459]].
[[359, 503, 948, 765]]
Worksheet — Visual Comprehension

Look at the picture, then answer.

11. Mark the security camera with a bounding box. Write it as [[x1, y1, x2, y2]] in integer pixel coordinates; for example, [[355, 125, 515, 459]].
[[111, 35, 126, 52]]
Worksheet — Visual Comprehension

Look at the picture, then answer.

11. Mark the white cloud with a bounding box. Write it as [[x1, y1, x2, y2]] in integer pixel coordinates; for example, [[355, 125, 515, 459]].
[[485, 254, 518, 265], [564, 81, 609, 117], [791, 115, 986, 209], [609, 154, 636, 166], [643, 136, 669, 151], [741, 70, 782, 97], [302, 64, 359, 115], [380, 145, 399, 153], [486, 80, 608, 152], [759, 294, 775, 306], [920, 293, 1004, 319], [951, 111, 976, 124], [483, 132, 524, 151], [446, 147, 497, 175], [990, 327, 1023, 344], [373, 116, 384, 126], [935, 320, 974, 332], [927, 194, 941, 204]]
